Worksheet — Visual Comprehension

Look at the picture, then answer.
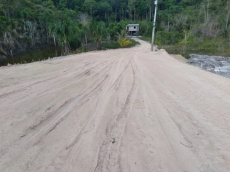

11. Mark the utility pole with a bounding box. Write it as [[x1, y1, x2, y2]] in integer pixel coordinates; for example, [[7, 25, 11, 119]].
[[151, 0, 158, 52]]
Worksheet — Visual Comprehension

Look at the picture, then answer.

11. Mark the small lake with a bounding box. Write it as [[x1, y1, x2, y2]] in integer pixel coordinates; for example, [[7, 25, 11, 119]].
[[0, 46, 62, 67], [188, 54, 230, 78]]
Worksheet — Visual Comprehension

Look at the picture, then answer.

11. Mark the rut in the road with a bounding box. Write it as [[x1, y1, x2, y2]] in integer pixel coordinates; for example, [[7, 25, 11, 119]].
[[94, 61, 139, 172]]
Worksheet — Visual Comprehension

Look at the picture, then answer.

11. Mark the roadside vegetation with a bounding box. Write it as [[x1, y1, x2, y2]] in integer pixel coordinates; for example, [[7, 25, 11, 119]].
[[140, 0, 230, 58], [1, 0, 230, 62]]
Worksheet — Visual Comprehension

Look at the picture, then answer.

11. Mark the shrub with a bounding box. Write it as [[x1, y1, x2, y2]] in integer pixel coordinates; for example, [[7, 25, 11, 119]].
[[156, 31, 183, 45], [118, 38, 132, 48]]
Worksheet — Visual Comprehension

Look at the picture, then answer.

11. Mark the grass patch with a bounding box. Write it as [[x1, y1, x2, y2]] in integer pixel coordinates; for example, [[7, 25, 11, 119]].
[[158, 45, 190, 59], [73, 47, 89, 54], [158, 44, 230, 59], [140, 36, 230, 59]]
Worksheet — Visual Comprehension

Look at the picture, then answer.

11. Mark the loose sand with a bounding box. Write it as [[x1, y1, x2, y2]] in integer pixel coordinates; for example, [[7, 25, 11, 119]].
[[0, 39, 230, 172]]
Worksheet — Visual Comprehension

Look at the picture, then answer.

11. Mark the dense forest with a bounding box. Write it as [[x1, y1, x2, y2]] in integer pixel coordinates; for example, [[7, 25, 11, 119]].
[[0, 0, 230, 59]]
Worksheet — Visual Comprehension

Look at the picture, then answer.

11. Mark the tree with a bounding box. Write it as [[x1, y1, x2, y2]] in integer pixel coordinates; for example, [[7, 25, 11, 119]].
[[59, 0, 67, 10], [84, 0, 97, 16], [128, 0, 137, 20], [78, 13, 90, 45]]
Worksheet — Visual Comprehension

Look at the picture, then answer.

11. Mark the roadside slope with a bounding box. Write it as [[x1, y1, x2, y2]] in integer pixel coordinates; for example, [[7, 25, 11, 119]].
[[0, 40, 230, 172]]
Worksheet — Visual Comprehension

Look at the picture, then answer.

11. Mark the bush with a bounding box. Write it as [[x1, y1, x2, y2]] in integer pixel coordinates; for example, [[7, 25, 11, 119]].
[[107, 22, 123, 40], [118, 38, 132, 48], [156, 31, 183, 45], [101, 39, 139, 50], [74, 47, 88, 54]]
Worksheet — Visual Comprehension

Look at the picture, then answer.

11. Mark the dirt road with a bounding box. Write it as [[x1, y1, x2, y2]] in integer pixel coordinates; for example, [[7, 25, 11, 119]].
[[0, 40, 230, 172]]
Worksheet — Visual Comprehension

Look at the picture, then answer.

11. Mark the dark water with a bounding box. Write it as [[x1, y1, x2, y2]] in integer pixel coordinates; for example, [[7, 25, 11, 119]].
[[189, 54, 230, 78], [0, 46, 62, 67]]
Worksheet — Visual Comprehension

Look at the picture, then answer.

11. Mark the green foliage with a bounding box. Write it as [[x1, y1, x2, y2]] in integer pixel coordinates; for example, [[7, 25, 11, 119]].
[[74, 47, 88, 54], [101, 39, 139, 50], [158, 38, 230, 59], [140, 36, 151, 43], [156, 31, 183, 45], [118, 38, 132, 48], [107, 22, 123, 40], [1, 0, 230, 60], [139, 21, 152, 37], [84, 0, 97, 16], [58, 0, 67, 10]]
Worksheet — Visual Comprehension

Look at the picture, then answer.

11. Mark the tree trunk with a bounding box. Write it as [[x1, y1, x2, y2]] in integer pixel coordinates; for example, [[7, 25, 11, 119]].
[[53, 34, 56, 47], [150, 5, 152, 21], [226, 11, 230, 29], [46, 30, 49, 44], [226, 2, 230, 30], [115, 8, 117, 21], [134, 8, 136, 20], [207, 0, 209, 22], [10, 50, 13, 57], [105, 12, 106, 24], [168, 15, 170, 31], [85, 35, 87, 45]]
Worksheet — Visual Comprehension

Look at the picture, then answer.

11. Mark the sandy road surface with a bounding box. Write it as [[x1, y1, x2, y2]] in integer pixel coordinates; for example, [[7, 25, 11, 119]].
[[0, 40, 230, 172]]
